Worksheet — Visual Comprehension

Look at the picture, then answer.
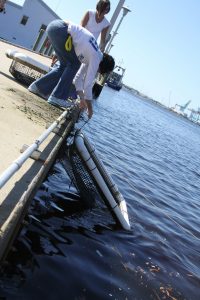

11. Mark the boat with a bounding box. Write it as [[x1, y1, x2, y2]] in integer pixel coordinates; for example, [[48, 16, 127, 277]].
[[106, 65, 125, 91]]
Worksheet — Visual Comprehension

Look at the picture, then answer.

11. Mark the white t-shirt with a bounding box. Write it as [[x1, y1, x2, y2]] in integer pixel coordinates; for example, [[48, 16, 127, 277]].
[[85, 10, 110, 40], [68, 22, 103, 101]]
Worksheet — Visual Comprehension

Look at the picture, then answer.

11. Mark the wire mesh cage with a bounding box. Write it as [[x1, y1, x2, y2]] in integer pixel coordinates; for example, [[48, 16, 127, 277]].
[[61, 132, 130, 230], [64, 143, 99, 208], [9, 59, 47, 86]]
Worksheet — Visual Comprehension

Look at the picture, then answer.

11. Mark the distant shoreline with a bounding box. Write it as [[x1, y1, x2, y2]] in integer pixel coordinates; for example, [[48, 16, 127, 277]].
[[122, 84, 200, 127]]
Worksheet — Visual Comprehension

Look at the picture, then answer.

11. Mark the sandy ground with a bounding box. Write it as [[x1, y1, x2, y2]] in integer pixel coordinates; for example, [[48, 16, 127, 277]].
[[0, 40, 64, 201]]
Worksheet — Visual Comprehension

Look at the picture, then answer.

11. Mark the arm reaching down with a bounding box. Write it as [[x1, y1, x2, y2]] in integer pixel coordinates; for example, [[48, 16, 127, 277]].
[[77, 90, 93, 119], [85, 100, 93, 119]]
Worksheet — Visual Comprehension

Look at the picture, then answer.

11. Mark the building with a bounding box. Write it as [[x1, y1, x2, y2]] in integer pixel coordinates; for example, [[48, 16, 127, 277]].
[[0, 0, 60, 50]]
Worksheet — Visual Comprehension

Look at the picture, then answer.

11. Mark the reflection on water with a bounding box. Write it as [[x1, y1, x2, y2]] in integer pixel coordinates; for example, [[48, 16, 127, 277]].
[[0, 87, 200, 299]]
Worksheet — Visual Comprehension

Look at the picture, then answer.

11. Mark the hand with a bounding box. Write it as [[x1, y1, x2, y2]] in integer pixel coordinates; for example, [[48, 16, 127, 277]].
[[86, 101, 93, 119], [87, 106, 93, 119], [79, 99, 93, 119], [79, 99, 87, 110]]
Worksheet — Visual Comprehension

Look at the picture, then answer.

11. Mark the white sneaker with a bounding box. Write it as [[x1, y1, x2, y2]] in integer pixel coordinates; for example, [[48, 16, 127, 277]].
[[28, 82, 48, 99], [48, 95, 73, 109]]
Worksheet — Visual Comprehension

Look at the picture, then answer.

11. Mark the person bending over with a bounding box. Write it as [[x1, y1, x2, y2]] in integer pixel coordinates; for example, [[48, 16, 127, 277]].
[[28, 19, 115, 119]]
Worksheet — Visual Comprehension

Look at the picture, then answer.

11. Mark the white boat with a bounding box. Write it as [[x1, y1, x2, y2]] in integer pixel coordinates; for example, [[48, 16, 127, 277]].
[[106, 65, 125, 91]]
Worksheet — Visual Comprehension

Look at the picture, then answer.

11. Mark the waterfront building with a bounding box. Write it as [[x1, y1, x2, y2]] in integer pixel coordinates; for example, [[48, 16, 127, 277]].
[[0, 0, 60, 50]]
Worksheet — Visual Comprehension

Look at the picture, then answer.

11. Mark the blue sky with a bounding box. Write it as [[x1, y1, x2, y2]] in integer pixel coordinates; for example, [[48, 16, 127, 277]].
[[11, 0, 200, 110]]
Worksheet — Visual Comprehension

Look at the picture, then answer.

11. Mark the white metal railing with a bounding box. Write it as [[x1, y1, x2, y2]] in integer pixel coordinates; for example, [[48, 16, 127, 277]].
[[0, 109, 70, 189]]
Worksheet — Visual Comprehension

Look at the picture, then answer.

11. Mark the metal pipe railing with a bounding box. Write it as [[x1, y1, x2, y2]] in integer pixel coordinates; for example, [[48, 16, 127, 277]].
[[0, 109, 69, 189]]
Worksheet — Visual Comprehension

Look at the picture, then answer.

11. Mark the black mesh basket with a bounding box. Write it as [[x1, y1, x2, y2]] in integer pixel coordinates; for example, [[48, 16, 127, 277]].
[[60, 136, 121, 227], [9, 59, 47, 86], [64, 144, 99, 208]]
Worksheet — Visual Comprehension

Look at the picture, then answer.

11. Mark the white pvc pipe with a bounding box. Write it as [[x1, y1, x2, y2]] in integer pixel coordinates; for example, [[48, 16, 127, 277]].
[[6, 49, 50, 73], [75, 134, 130, 230], [0, 110, 69, 189], [84, 135, 119, 195], [83, 135, 130, 228]]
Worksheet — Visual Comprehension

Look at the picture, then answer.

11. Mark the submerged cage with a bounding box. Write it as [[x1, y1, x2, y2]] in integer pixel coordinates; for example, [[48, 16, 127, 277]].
[[9, 58, 48, 86], [66, 143, 98, 208], [64, 131, 131, 230]]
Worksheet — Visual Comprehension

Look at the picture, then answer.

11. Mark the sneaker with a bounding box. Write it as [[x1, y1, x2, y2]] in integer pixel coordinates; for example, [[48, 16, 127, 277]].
[[48, 95, 73, 109], [28, 82, 48, 100]]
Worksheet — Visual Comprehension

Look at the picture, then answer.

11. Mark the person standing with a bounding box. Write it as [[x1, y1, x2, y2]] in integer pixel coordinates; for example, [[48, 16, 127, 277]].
[[28, 19, 115, 119], [81, 0, 111, 52], [73, 0, 111, 101]]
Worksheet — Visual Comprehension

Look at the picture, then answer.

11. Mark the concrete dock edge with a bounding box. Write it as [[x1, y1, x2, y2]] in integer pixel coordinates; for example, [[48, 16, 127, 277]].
[[0, 113, 78, 262]]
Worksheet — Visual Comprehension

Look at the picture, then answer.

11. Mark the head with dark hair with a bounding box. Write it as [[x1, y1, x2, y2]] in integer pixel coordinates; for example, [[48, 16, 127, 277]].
[[96, 0, 110, 15], [0, 0, 6, 13], [99, 53, 115, 74]]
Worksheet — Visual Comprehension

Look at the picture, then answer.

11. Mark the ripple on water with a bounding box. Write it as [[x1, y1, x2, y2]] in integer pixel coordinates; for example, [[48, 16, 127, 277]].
[[0, 87, 200, 299]]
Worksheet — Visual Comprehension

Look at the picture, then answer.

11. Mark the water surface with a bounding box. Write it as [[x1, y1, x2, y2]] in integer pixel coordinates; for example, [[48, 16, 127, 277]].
[[0, 87, 200, 300]]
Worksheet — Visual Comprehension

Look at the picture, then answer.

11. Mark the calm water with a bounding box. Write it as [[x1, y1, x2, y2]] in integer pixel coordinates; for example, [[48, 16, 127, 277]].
[[0, 87, 200, 299]]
